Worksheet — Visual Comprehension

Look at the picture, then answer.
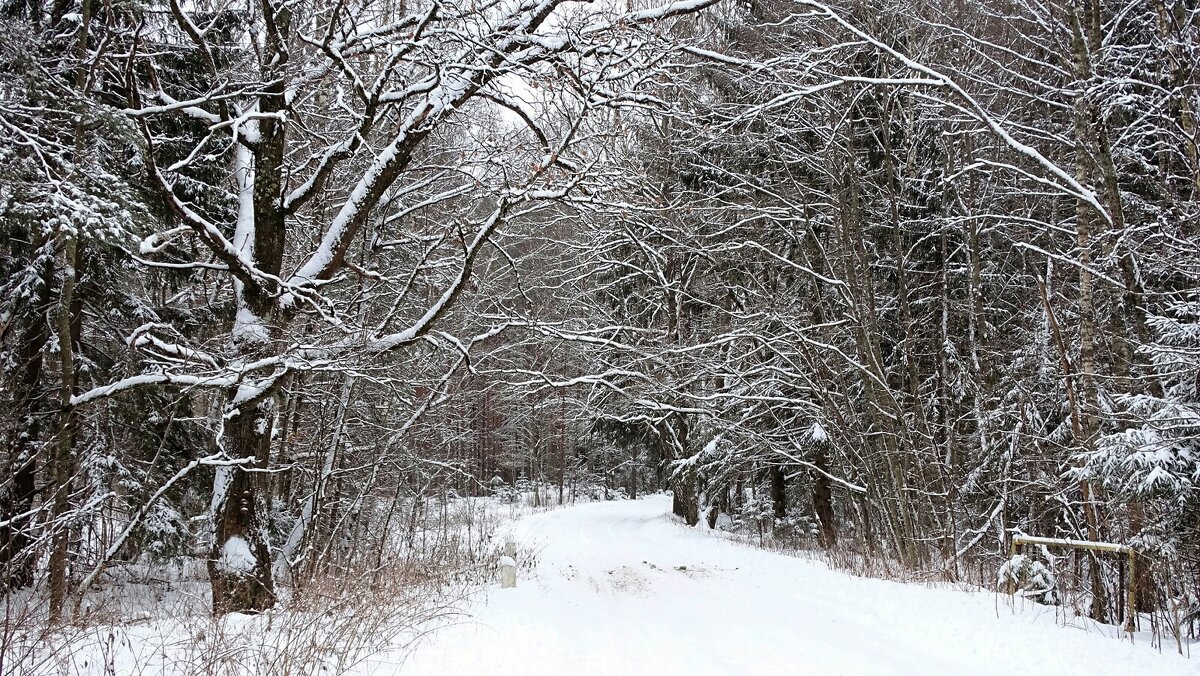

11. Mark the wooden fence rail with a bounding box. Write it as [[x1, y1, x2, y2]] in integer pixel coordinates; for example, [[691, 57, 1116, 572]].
[[1008, 534, 1137, 634]]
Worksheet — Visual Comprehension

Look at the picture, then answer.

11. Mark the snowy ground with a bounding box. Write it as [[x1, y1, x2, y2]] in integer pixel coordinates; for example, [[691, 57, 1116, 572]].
[[370, 495, 1194, 676]]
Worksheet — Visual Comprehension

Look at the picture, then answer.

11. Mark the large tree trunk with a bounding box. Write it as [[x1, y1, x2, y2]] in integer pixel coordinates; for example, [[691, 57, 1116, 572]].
[[1069, 5, 1109, 623], [671, 473, 699, 527], [208, 398, 277, 615], [769, 465, 787, 520], [207, 4, 290, 613], [667, 415, 698, 526], [48, 233, 83, 621], [811, 445, 837, 548], [47, 0, 92, 621]]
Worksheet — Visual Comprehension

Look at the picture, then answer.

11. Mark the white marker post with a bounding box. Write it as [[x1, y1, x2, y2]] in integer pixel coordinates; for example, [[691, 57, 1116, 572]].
[[500, 536, 517, 588]]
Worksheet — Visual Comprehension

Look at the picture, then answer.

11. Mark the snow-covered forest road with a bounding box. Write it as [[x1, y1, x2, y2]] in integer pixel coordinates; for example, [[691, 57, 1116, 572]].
[[373, 496, 1192, 675]]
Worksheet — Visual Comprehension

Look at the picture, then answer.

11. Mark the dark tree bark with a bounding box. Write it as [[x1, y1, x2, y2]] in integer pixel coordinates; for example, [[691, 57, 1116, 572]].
[[769, 465, 788, 520], [811, 446, 837, 548], [208, 400, 277, 615], [206, 1, 290, 613], [665, 414, 699, 525], [48, 234, 83, 621], [672, 474, 699, 527]]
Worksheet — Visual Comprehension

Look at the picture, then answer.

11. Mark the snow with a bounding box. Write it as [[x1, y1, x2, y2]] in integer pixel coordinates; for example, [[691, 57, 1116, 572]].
[[232, 306, 270, 344], [379, 496, 1194, 676], [71, 373, 238, 407], [626, 0, 719, 21], [286, 81, 452, 292], [809, 420, 829, 442], [217, 536, 257, 574]]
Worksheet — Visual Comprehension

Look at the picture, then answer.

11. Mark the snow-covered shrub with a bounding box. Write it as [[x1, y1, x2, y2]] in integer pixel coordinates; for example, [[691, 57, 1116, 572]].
[[514, 477, 535, 500], [998, 554, 1059, 605], [773, 512, 819, 544], [136, 500, 191, 560], [733, 498, 777, 546], [1070, 297, 1200, 576], [1075, 408, 1199, 503], [735, 498, 775, 533], [489, 476, 520, 503]]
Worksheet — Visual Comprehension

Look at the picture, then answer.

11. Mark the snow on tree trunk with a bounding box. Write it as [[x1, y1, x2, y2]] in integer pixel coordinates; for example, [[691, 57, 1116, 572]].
[[208, 399, 277, 615]]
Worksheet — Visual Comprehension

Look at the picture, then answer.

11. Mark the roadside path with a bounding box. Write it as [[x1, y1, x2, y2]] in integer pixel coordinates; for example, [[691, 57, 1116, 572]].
[[381, 495, 1192, 675]]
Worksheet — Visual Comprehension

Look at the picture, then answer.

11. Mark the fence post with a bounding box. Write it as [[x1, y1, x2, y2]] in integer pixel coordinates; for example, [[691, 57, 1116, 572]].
[[500, 536, 517, 588], [1007, 537, 1017, 595], [1126, 551, 1137, 634]]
